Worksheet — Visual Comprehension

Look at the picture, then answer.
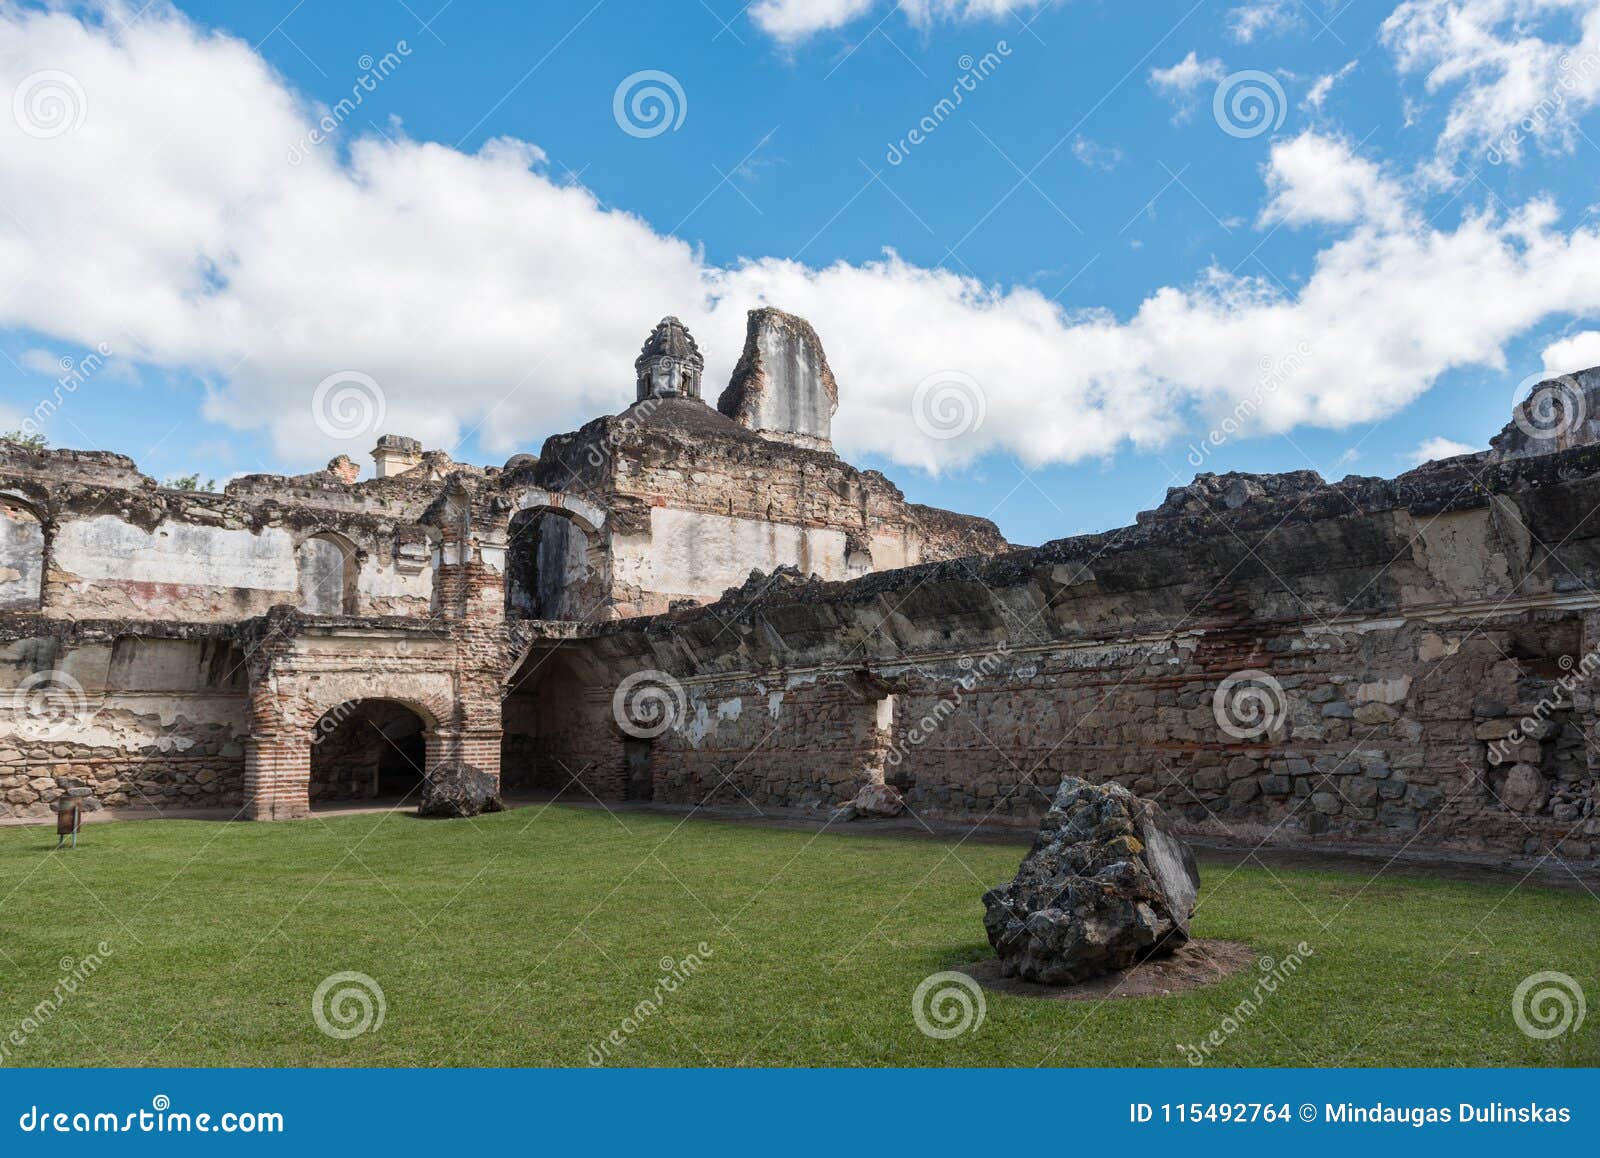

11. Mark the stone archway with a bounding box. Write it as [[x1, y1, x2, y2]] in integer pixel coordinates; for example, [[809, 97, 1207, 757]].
[[243, 659, 478, 820], [0, 491, 46, 611], [501, 488, 609, 623], [309, 699, 430, 805]]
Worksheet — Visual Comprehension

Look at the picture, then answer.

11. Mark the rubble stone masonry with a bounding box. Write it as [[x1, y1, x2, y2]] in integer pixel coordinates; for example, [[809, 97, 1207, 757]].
[[2, 314, 1597, 870]]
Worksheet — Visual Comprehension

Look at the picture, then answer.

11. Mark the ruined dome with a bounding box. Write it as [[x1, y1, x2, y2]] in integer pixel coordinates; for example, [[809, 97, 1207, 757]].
[[635, 316, 705, 402]]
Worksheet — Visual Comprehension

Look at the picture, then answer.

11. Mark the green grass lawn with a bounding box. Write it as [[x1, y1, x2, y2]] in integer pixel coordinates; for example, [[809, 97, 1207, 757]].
[[0, 804, 1594, 1067]]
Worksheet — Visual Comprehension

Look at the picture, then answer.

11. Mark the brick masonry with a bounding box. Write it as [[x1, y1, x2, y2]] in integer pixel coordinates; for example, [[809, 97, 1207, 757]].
[[1, 319, 1597, 869]]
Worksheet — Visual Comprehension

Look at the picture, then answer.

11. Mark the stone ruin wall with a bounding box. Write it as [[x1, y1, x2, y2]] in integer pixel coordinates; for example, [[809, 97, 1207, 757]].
[[532, 403, 1006, 619], [550, 444, 1600, 865], [4, 312, 1598, 869], [0, 443, 445, 623], [0, 624, 249, 818], [0, 377, 1002, 821]]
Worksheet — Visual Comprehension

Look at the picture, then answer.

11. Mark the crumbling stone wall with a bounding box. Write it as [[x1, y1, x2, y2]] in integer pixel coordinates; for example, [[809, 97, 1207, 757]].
[[4, 314, 1598, 870], [717, 308, 839, 452], [0, 443, 442, 623], [0, 626, 248, 819], [552, 443, 1600, 865], [0, 496, 44, 610], [534, 397, 1006, 617]]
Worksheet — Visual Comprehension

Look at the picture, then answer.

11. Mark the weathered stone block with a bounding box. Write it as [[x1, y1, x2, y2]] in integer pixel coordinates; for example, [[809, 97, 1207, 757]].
[[417, 761, 504, 819], [982, 777, 1198, 985]]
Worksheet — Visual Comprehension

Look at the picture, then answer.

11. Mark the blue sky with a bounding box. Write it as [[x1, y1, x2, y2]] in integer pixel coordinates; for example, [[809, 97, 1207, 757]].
[[2, 0, 1600, 545]]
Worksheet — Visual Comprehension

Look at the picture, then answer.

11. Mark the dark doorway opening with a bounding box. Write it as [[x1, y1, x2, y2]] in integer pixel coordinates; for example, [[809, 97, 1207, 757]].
[[624, 738, 653, 801], [310, 700, 429, 805], [378, 726, 426, 798]]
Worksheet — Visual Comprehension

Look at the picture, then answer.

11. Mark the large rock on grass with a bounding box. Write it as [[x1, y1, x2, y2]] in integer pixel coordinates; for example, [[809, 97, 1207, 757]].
[[982, 777, 1199, 985], [828, 781, 905, 822], [417, 761, 505, 819]]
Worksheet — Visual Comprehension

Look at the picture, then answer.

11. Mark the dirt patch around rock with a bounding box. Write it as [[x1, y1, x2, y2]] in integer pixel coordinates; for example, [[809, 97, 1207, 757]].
[[966, 939, 1255, 1001]]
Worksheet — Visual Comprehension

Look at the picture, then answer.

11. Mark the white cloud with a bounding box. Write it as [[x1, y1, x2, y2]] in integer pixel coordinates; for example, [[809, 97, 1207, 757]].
[[1410, 436, 1479, 463], [18, 348, 58, 375], [750, 0, 1044, 41], [1259, 133, 1407, 230], [1383, 0, 1600, 171], [3, 5, 1600, 478], [1542, 330, 1600, 373], [1229, 0, 1298, 42], [1070, 135, 1122, 171], [1150, 50, 1227, 95], [1305, 59, 1358, 109], [749, 0, 878, 41], [1149, 51, 1227, 121]]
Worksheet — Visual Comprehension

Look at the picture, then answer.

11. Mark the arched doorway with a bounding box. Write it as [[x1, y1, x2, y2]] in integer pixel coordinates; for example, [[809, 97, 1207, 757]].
[[505, 509, 595, 620], [297, 532, 358, 615], [0, 494, 45, 610], [309, 699, 428, 804], [502, 488, 607, 622]]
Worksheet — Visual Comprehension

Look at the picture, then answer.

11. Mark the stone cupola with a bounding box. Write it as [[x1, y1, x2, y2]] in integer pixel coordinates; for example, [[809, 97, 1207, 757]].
[[635, 316, 705, 402]]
